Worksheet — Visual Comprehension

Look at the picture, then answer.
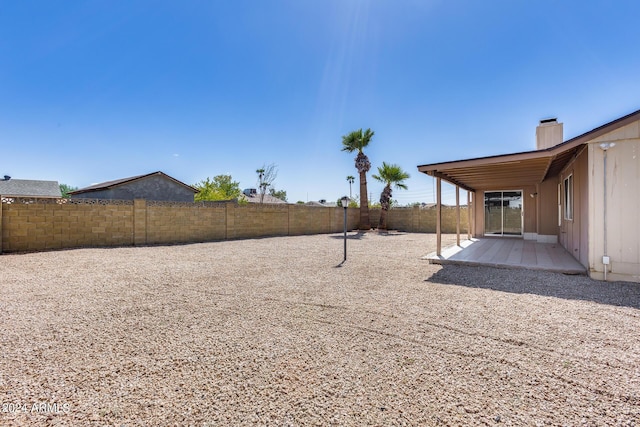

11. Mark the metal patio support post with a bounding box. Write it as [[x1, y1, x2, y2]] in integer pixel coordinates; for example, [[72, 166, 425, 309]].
[[436, 177, 442, 256], [456, 185, 460, 246], [467, 191, 472, 240]]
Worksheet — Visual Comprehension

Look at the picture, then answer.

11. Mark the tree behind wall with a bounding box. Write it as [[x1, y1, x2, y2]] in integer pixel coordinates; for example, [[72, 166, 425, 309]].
[[269, 188, 287, 202], [372, 162, 410, 230], [194, 175, 241, 201], [59, 184, 78, 198], [256, 163, 278, 203]]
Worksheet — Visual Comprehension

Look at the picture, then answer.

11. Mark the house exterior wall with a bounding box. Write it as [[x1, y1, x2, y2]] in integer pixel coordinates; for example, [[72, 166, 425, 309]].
[[559, 147, 589, 268], [537, 178, 559, 240], [587, 121, 640, 282], [470, 170, 580, 245], [472, 185, 535, 238], [522, 185, 537, 237], [474, 194, 482, 236], [72, 175, 195, 202]]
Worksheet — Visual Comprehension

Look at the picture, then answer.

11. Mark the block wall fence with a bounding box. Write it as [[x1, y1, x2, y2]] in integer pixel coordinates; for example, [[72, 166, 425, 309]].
[[0, 198, 468, 253]]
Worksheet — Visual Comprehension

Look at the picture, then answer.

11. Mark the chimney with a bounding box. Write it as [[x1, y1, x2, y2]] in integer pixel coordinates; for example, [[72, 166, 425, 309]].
[[536, 118, 563, 150]]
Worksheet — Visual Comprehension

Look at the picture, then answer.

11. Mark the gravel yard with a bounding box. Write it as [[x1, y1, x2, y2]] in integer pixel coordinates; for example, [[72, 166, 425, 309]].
[[1, 232, 639, 426]]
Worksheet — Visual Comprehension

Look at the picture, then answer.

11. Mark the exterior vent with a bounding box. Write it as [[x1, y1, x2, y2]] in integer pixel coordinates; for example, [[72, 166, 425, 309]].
[[3, 175, 10, 181]]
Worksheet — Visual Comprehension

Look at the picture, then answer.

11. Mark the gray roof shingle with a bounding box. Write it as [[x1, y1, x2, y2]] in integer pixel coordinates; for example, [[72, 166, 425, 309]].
[[0, 179, 61, 198], [69, 171, 197, 195], [241, 194, 287, 204]]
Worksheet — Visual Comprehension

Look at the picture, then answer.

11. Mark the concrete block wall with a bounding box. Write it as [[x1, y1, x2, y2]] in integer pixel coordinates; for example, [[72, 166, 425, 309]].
[[372, 206, 469, 233], [0, 199, 467, 253], [288, 205, 358, 235], [145, 201, 227, 245], [1, 199, 134, 252], [232, 204, 290, 239]]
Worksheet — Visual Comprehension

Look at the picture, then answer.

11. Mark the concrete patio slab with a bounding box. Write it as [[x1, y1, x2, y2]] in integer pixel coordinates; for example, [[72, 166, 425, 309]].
[[425, 237, 587, 275]]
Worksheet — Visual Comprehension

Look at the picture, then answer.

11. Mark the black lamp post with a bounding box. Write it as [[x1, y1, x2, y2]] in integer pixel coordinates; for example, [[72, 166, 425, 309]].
[[341, 196, 350, 262]]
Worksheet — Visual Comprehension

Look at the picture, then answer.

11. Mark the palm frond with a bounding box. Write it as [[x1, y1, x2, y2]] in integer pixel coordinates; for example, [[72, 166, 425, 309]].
[[374, 162, 410, 188], [341, 128, 374, 153], [341, 129, 363, 152], [361, 128, 374, 147]]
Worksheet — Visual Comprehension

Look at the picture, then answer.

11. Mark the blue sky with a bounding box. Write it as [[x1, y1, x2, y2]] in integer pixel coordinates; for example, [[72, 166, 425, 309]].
[[2, 1, 640, 205]]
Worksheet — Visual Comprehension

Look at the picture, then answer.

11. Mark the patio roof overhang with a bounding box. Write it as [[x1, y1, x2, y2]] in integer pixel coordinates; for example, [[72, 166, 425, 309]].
[[417, 146, 582, 192], [419, 143, 584, 255], [418, 107, 640, 257], [418, 108, 640, 192]]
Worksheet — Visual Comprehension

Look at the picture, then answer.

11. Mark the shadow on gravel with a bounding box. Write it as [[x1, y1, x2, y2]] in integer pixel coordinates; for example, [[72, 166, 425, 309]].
[[372, 230, 408, 237], [426, 265, 640, 310], [328, 230, 407, 240], [328, 231, 367, 240]]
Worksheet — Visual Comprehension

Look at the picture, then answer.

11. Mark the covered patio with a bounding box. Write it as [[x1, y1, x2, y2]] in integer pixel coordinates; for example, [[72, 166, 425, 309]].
[[418, 110, 640, 282], [416, 118, 590, 275], [426, 238, 586, 275]]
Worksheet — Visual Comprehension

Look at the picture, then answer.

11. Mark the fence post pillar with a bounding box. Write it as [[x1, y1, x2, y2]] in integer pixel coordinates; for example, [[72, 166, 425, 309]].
[[226, 202, 236, 240], [330, 207, 336, 232], [134, 199, 147, 246]]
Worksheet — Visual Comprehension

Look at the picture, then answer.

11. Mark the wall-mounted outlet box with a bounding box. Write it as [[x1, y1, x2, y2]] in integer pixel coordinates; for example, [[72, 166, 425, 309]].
[[602, 256, 611, 265]]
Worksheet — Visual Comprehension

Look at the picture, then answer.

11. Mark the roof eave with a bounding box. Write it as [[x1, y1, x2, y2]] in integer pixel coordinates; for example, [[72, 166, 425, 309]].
[[418, 149, 552, 174], [417, 108, 640, 190]]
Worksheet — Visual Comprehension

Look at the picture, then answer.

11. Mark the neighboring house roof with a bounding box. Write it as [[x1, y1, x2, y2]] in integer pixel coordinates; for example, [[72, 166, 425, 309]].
[[0, 178, 61, 198], [240, 193, 287, 204], [306, 201, 337, 207], [418, 108, 640, 191], [69, 171, 198, 195]]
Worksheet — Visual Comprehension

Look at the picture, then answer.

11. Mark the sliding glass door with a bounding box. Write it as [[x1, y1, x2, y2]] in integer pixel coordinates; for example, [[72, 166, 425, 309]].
[[484, 191, 523, 236]]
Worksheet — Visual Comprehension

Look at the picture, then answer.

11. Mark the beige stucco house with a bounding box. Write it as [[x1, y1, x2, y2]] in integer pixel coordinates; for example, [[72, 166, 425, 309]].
[[418, 108, 640, 283]]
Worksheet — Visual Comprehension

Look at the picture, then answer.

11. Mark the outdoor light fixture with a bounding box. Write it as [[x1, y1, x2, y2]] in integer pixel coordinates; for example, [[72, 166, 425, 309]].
[[341, 196, 350, 263]]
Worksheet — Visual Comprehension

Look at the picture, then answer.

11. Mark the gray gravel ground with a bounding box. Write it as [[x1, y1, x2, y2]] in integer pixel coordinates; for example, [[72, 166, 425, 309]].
[[1, 232, 639, 426]]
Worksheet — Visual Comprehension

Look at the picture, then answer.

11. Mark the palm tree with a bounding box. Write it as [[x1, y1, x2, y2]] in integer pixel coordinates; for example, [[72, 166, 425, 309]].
[[372, 162, 410, 230], [342, 128, 374, 230], [346, 175, 355, 199]]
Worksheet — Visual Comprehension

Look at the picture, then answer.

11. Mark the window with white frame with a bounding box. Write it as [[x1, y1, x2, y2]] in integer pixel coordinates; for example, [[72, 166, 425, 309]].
[[563, 174, 573, 220], [557, 184, 561, 226]]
